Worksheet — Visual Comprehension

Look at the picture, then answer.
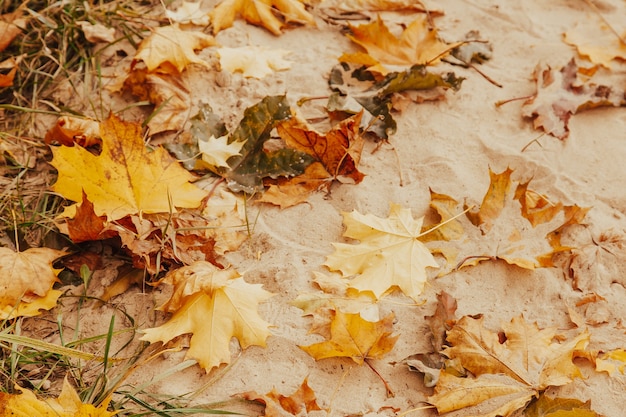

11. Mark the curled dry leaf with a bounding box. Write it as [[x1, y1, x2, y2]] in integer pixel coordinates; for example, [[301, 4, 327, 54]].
[[524, 394, 599, 417], [133, 24, 214, 73], [0, 377, 116, 417], [0, 10, 27, 53], [210, 0, 315, 35], [521, 58, 626, 140], [0, 247, 66, 319], [325, 203, 439, 301], [123, 64, 191, 134], [240, 377, 322, 417], [340, 15, 459, 74], [428, 315, 590, 416], [141, 261, 274, 371], [51, 114, 207, 221], [77, 21, 116, 43], [44, 116, 101, 147]]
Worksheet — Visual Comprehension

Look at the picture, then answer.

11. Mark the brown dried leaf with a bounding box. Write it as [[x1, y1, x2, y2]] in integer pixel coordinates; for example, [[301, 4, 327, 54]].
[[240, 378, 322, 417], [522, 58, 626, 140]]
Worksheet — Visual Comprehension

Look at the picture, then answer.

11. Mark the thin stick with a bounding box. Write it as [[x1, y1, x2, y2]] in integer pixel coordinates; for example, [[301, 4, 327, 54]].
[[365, 358, 395, 398], [418, 204, 476, 239], [521, 133, 545, 152], [495, 95, 534, 108]]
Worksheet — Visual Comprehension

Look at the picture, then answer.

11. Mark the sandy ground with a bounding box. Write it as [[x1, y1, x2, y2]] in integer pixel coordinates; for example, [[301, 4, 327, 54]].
[[27, 0, 626, 416]]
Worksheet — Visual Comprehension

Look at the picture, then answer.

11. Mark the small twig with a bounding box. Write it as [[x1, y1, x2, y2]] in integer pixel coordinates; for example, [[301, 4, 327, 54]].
[[454, 255, 494, 270], [463, 61, 502, 88], [297, 96, 329, 106], [495, 95, 535, 108], [418, 205, 476, 239], [521, 133, 545, 152], [364, 358, 395, 398]]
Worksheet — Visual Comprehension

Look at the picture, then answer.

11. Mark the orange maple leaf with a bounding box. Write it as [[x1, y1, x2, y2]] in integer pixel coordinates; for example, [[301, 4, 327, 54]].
[[240, 378, 322, 416]]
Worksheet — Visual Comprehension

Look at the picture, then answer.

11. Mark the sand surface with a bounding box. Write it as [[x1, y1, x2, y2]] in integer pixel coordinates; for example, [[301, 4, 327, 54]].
[[25, 0, 626, 416]]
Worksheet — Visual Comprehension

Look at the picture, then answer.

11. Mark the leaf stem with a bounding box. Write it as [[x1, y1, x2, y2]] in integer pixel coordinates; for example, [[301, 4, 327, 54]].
[[418, 204, 476, 239], [365, 358, 394, 398]]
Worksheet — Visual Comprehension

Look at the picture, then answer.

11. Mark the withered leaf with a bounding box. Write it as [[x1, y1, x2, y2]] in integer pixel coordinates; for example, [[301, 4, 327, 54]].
[[428, 315, 590, 416], [222, 95, 315, 193], [329, 62, 462, 138], [421, 168, 589, 272], [240, 378, 322, 417], [522, 58, 626, 140]]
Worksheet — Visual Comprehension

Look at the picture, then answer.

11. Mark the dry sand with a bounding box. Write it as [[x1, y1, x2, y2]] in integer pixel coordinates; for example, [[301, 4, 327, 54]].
[[35, 0, 626, 416]]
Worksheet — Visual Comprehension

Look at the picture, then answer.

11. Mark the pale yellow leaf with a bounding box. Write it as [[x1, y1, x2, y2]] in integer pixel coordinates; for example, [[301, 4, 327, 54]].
[[134, 24, 214, 72], [198, 134, 245, 168], [218, 46, 291, 78], [141, 262, 274, 371], [325, 203, 438, 301]]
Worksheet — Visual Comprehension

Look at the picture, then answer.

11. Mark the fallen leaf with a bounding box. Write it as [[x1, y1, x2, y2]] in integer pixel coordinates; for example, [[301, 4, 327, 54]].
[[134, 24, 214, 73], [320, 0, 438, 13], [210, 0, 315, 35], [596, 348, 626, 375], [258, 112, 365, 207], [198, 133, 245, 169], [140, 261, 274, 371], [557, 231, 626, 293], [218, 46, 291, 79], [522, 58, 626, 140], [0, 55, 22, 87], [123, 64, 191, 134], [300, 310, 397, 365], [340, 16, 459, 74], [325, 203, 439, 301], [427, 291, 458, 352], [428, 315, 590, 416], [44, 116, 101, 147], [240, 378, 322, 417], [564, 20, 626, 67], [0, 247, 65, 319], [328, 62, 462, 138], [525, 394, 599, 417], [220, 95, 315, 193], [166, 1, 211, 26], [421, 168, 588, 272], [51, 114, 207, 221], [65, 191, 118, 243], [0, 10, 27, 53], [0, 376, 115, 416], [77, 21, 116, 43]]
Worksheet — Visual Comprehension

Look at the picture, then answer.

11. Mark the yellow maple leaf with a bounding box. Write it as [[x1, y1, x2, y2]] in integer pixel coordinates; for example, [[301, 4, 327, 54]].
[[0, 376, 115, 416], [300, 310, 398, 365], [324, 203, 438, 302], [428, 315, 589, 416], [0, 247, 65, 320], [134, 24, 214, 73], [340, 15, 458, 74], [140, 261, 274, 371], [564, 20, 626, 68], [198, 133, 245, 169], [218, 46, 292, 79], [51, 114, 207, 222], [210, 0, 315, 36]]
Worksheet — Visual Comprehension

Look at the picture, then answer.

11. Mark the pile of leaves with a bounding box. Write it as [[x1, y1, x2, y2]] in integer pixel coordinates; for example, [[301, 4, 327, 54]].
[[0, 0, 625, 416]]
